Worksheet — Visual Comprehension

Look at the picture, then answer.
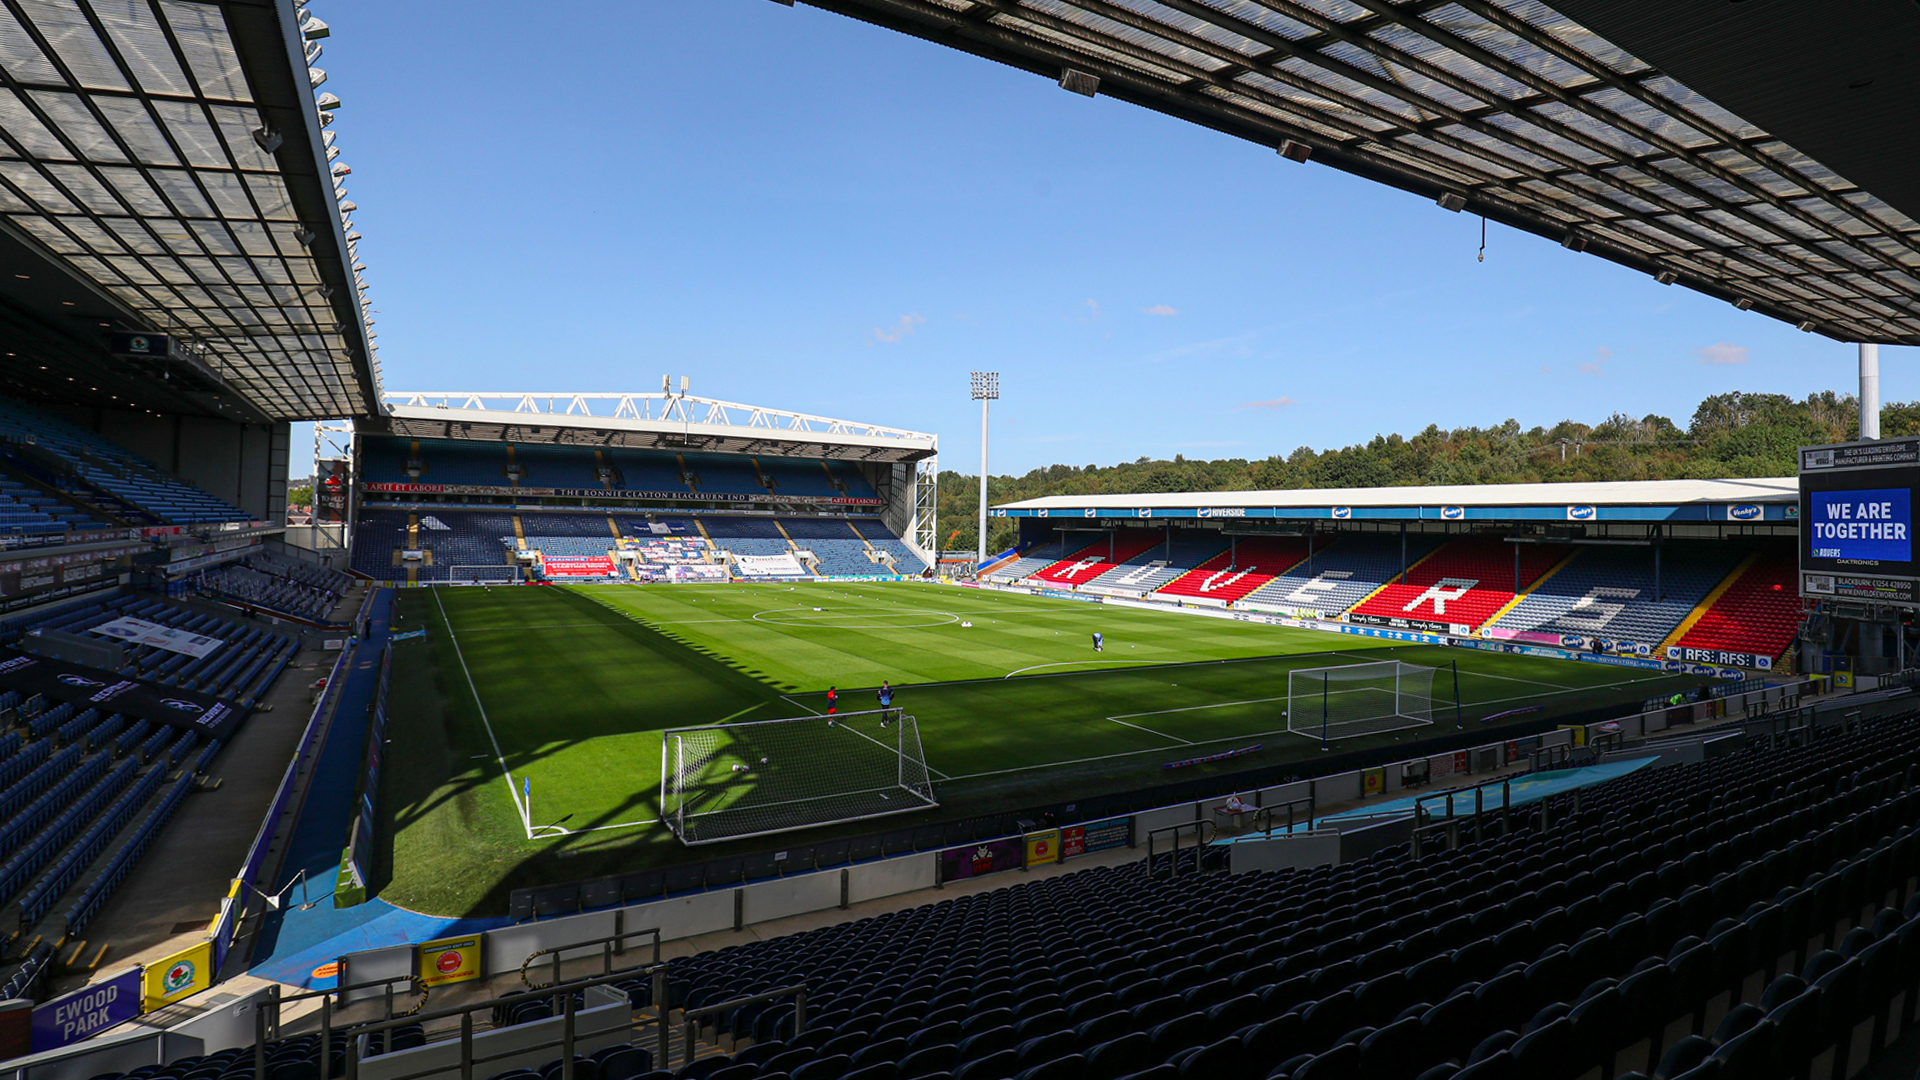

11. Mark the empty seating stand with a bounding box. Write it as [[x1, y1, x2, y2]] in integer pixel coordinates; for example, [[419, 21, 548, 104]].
[[0, 397, 248, 525], [1677, 551, 1804, 661], [1155, 536, 1314, 604], [1349, 537, 1571, 631], [214, 710, 1920, 1080], [199, 553, 352, 622], [1030, 531, 1166, 587], [1492, 543, 1748, 649]]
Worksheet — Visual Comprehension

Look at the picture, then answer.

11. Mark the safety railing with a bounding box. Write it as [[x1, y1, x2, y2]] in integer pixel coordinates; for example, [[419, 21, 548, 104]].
[[679, 985, 808, 1064], [1409, 775, 1519, 858], [1246, 795, 1316, 838], [521, 927, 663, 990], [270, 963, 673, 1080], [257, 972, 429, 1080], [1145, 819, 1218, 878]]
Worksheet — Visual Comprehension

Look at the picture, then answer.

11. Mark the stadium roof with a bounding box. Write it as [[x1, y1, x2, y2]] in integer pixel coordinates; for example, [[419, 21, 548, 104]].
[[994, 476, 1799, 522], [0, 0, 379, 422], [372, 391, 939, 464], [803, 0, 1920, 345]]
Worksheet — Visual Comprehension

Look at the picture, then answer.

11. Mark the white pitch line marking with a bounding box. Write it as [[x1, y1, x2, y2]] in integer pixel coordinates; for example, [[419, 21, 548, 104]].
[[435, 588, 531, 838]]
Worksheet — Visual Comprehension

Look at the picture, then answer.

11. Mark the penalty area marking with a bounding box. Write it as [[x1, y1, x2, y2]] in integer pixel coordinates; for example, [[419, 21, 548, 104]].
[[938, 668, 1683, 782], [779, 694, 955, 781]]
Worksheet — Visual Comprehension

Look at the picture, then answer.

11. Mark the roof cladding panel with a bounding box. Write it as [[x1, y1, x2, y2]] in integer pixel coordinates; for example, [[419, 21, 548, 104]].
[[0, 0, 379, 421], [806, 0, 1920, 343]]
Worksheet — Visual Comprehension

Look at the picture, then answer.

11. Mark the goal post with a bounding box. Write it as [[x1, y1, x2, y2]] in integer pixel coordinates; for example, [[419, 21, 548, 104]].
[[1287, 661, 1436, 742], [661, 707, 938, 846]]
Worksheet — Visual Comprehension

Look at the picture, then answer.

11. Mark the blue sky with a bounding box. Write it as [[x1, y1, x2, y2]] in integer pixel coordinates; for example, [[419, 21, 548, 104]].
[[302, 0, 1912, 477]]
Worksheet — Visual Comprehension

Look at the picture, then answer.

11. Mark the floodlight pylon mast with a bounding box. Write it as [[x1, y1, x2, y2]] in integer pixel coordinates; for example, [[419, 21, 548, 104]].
[[971, 372, 999, 575]]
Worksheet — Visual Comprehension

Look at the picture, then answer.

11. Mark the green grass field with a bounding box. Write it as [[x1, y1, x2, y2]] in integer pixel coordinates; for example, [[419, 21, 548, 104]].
[[379, 582, 1707, 915]]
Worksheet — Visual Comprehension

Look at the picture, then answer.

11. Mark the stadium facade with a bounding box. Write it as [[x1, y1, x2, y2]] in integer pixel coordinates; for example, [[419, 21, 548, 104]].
[[987, 478, 1822, 675]]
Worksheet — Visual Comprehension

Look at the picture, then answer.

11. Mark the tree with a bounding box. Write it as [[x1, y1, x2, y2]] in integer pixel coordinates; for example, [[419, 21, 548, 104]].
[[936, 390, 1872, 551]]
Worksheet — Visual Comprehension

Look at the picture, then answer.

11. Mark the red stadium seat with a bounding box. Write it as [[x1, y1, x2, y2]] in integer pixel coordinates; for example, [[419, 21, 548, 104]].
[[1030, 530, 1167, 585], [1154, 538, 1313, 603], [1348, 539, 1570, 632], [1676, 551, 1802, 660]]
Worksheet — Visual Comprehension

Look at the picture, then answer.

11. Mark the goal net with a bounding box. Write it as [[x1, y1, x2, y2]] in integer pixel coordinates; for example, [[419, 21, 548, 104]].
[[661, 707, 938, 845], [1287, 661, 1436, 741]]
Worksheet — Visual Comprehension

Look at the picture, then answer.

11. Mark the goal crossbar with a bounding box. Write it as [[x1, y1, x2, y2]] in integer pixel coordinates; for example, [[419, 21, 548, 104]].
[[661, 706, 938, 846], [1287, 661, 1436, 742]]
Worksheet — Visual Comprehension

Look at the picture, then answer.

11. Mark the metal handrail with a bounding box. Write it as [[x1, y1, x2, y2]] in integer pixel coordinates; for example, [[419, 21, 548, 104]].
[[522, 927, 663, 990], [1247, 795, 1315, 838], [680, 985, 808, 1064], [323, 963, 671, 1080], [1146, 819, 1218, 878], [262, 972, 429, 1080]]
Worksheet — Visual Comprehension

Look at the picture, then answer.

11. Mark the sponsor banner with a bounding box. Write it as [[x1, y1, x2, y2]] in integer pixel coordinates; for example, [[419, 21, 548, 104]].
[[1802, 440, 1920, 471], [1025, 829, 1061, 868], [1430, 752, 1456, 779], [1801, 572, 1919, 605], [1451, 637, 1668, 673], [1362, 768, 1385, 796], [390, 629, 427, 643], [542, 558, 617, 578], [1061, 825, 1087, 859], [734, 553, 807, 577], [1026, 586, 1103, 604], [317, 460, 350, 525], [0, 648, 246, 739], [142, 940, 212, 1012], [90, 616, 225, 659], [1338, 623, 1449, 646], [1079, 817, 1131, 853], [1664, 645, 1774, 671], [1347, 612, 1452, 634], [940, 837, 1024, 882], [664, 564, 730, 583], [418, 935, 484, 987], [32, 966, 143, 1052], [362, 482, 883, 507]]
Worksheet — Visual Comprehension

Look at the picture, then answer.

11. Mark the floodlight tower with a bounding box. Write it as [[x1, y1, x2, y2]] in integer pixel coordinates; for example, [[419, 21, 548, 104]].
[[971, 371, 999, 575]]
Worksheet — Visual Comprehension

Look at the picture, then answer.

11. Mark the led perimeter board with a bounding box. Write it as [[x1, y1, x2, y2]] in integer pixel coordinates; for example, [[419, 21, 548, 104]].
[[1800, 438, 1920, 607]]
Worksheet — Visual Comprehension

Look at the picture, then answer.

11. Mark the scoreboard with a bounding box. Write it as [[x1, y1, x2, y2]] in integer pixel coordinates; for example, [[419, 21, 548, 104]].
[[1800, 438, 1920, 607]]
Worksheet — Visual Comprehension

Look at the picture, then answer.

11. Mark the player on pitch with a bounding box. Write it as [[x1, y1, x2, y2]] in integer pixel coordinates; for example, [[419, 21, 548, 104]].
[[1092, 631, 1104, 653]]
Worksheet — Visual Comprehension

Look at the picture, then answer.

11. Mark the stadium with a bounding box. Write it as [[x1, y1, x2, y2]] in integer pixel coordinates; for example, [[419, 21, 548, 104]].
[[0, 3, 1917, 1080]]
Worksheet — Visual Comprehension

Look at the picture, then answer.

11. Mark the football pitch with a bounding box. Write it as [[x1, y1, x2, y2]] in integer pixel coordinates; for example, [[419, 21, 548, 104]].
[[380, 582, 1707, 915]]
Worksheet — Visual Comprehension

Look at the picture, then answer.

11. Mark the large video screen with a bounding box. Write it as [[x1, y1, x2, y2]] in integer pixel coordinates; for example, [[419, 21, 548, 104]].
[[1799, 455, 1920, 576], [1806, 487, 1911, 562]]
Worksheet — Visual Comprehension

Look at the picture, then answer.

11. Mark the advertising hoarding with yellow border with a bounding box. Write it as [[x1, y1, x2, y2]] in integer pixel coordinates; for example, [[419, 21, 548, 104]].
[[418, 935, 483, 987], [142, 940, 212, 1012], [1025, 828, 1060, 868]]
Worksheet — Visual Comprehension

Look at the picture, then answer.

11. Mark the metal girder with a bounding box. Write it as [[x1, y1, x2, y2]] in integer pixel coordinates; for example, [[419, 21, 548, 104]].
[[795, 0, 1920, 345], [377, 391, 938, 463], [0, 0, 381, 420]]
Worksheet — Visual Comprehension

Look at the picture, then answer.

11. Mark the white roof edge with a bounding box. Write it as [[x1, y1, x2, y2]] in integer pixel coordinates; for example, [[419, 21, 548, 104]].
[[996, 477, 1799, 510], [381, 402, 937, 453]]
